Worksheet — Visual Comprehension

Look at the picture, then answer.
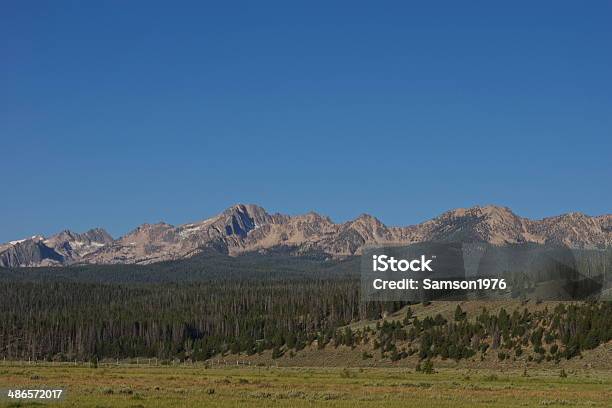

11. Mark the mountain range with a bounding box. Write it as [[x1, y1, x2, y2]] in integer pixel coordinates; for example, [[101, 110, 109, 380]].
[[1, 204, 610, 267]]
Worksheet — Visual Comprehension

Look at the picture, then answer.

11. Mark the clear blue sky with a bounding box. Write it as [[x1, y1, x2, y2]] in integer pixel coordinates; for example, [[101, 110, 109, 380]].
[[1, 1, 611, 242]]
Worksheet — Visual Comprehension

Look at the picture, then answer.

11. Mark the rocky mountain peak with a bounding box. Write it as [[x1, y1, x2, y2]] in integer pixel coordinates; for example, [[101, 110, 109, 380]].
[[441, 205, 516, 220], [346, 214, 390, 238], [119, 222, 176, 245], [217, 204, 272, 237], [83, 228, 114, 244], [352, 213, 380, 223], [54, 229, 78, 241], [1, 204, 610, 267]]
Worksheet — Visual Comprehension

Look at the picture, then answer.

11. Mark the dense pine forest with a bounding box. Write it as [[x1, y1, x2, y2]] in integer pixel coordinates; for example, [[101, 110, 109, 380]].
[[0, 279, 392, 361], [0, 253, 610, 363], [0, 253, 399, 361]]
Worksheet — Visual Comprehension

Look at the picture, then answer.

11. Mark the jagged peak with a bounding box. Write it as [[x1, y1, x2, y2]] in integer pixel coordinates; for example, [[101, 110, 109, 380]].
[[2, 203, 610, 268], [479, 204, 514, 213], [350, 213, 384, 225], [5, 235, 44, 246], [56, 229, 78, 238], [222, 203, 269, 216], [214, 204, 272, 237], [296, 211, 332, 223], [537, 211, 600, 224], [45, 227, 113, 244], [123, 222, 175, 236], [440, 205, 517, 219], [83, 227, 114, 242]]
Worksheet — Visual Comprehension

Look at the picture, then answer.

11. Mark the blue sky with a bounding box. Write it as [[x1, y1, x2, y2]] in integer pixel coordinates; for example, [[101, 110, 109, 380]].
[[1, 1, 611, 242]]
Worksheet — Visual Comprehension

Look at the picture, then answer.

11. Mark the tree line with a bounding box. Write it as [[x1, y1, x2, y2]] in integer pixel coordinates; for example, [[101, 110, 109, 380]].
[[0, 279, 402, 361], [0, 250, 609, 363]]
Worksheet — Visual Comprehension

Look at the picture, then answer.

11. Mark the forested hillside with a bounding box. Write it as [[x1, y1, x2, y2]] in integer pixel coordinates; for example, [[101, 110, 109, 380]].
[[0, 252, 610, 364], [0, 253, 392, 361], [0, 279, 394, 361]]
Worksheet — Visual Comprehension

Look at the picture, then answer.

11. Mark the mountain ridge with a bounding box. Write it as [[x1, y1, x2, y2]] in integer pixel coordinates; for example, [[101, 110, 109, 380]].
[[1, 204, 610, 267]]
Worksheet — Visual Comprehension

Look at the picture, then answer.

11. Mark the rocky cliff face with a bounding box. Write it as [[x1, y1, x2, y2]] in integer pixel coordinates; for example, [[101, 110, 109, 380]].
[[0, 228, 113, 267], [1, 204, 610, 267]]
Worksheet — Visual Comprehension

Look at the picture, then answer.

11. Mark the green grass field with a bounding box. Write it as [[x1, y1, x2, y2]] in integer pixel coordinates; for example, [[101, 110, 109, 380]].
[[1, 364, 610, 407]]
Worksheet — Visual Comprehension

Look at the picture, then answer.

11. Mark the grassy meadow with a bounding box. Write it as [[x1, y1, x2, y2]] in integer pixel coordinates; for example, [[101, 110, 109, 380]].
[[0, 363, 610, 408]]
